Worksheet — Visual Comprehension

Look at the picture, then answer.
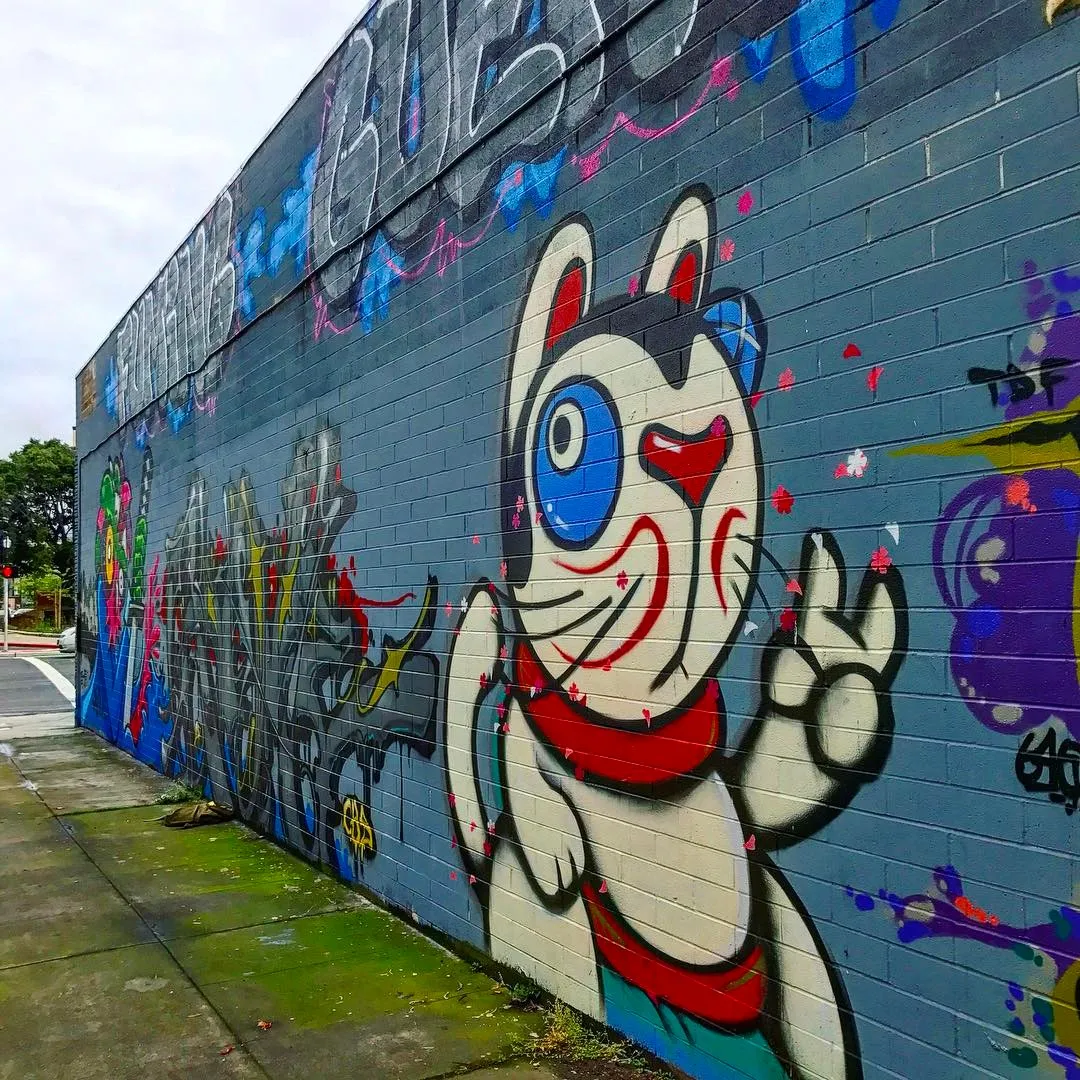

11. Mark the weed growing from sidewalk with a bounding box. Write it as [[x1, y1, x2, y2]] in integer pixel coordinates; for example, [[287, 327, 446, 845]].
[[513, 1000, 674, 1077], [155, 781, 203, 805]]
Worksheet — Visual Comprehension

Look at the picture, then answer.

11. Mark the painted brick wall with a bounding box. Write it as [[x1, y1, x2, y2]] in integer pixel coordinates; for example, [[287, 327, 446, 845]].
[[74, 1, 1080, 1076]]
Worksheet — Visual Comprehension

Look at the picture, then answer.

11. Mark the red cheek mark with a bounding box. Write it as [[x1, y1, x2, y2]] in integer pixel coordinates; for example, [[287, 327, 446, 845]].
[[710, 507, 747, 614]]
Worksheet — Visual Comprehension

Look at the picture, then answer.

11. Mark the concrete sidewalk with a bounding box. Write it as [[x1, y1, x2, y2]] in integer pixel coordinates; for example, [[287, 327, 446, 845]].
[[0, 730, 560, 1080]]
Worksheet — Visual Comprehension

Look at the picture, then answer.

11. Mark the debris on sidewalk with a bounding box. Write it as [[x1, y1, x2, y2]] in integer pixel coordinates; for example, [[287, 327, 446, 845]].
[[160, 799, 234, 828]]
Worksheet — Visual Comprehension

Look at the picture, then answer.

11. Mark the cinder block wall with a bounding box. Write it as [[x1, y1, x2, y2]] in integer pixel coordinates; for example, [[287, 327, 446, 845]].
[[74, 1, 1080, 1076]]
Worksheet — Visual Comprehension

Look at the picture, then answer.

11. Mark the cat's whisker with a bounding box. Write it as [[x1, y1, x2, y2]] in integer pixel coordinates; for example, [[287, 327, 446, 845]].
[[492, 586, 584, 610], [735, 533, 795, 589], [732, 553, 773, 614], [528, 596, 614, 641], [554, 575, 643, 686]]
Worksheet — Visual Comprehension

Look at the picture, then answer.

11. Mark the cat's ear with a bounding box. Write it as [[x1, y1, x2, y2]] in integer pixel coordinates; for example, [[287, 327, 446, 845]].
[[704, 289, 767, 398], [643, 187, 714, 308], [506, 218, 593, 439]]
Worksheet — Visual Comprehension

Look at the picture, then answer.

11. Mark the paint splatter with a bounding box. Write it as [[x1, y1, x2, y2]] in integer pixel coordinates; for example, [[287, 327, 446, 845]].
[[771, 486, 795, 514], [870, 547, 892, 574], [778, 368, 795, 391], [867, 365, 885, 392], [737, 190, 754, 215], [720, 238, 736, 262]]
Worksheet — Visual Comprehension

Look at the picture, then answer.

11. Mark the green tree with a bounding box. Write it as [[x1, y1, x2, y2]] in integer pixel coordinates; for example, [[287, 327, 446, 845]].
[[0, 439, 75, 584]]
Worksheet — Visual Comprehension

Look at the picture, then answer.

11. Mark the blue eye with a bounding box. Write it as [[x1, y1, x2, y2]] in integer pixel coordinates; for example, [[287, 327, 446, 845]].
[[533, 380, 622, 547]]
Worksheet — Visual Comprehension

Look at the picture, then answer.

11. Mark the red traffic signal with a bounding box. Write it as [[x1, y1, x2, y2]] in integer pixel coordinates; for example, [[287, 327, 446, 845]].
[[1, 566, 11, 579]]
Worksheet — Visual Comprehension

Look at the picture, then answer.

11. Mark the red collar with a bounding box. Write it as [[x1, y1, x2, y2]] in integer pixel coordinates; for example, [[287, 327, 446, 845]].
[[582, 880, 766, 1026], [515, 643, 723, 785]]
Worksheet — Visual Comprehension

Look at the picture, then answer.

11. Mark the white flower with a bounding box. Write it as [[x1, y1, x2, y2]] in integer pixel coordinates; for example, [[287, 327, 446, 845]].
[[846, 448, 868, 478]]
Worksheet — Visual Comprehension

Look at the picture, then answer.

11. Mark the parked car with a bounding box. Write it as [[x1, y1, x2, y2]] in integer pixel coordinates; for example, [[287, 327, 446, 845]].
[[57, 627, 76, 654]]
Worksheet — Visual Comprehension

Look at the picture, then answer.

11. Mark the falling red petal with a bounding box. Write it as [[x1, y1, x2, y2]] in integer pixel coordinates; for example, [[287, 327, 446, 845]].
[[771, 486, 794, 514]]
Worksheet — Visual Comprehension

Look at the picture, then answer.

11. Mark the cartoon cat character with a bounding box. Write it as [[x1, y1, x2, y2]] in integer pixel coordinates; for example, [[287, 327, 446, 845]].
[[443, 187, 906, 1080]]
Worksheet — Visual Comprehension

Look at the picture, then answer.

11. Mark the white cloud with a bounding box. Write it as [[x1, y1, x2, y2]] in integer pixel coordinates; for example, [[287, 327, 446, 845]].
[[0, 0, 362, 455]]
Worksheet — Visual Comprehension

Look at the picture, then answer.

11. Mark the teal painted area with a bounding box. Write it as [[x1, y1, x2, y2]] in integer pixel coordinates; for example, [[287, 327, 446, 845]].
[[600, 968, 789, 1080]]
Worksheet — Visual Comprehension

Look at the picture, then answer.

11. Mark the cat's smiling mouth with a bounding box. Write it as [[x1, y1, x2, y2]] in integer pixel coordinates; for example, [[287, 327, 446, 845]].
[[549, 514, 670, 671]]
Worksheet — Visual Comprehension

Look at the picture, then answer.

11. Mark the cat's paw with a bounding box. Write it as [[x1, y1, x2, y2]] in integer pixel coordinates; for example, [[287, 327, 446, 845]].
[[764, 529, 904, 772], [524, 751, 587, 900], [524, 838, 586, 899]]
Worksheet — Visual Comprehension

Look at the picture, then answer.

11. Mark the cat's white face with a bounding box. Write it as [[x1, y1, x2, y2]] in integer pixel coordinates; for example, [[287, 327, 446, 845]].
[[503, 190, 765, 723]]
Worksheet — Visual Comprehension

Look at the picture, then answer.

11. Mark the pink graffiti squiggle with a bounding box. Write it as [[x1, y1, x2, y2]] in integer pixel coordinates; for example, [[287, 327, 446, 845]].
[[383, 196, 507, 282], [312, 290, 355, 340], [575, 56, 733, 182], [312, 184, 510, 341]]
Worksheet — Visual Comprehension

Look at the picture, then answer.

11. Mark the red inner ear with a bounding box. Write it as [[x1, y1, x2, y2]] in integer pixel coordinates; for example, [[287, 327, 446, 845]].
[[669, 249, 698, 305], [546, 265, 584, 350]]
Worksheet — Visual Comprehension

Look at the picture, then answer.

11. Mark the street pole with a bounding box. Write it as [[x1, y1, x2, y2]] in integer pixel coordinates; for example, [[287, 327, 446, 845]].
[[1, 533, 9, 655]]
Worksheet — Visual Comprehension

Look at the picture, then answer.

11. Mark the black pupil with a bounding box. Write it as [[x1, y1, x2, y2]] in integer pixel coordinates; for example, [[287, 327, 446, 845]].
[[552, 413, 572, 456]]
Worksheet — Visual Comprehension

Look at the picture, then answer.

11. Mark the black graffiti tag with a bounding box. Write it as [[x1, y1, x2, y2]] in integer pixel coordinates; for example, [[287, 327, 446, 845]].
[[968, 356, 1072, 410], [1016, 725, 1080, 814]]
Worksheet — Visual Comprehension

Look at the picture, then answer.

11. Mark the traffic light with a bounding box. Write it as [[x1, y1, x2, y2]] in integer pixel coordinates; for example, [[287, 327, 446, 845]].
[[1, 566, 11, 579]]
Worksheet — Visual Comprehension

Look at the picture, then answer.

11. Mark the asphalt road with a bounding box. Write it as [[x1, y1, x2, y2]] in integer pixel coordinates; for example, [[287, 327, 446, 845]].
[[37, 653, 76, 686], [0, 653, 76, 740]]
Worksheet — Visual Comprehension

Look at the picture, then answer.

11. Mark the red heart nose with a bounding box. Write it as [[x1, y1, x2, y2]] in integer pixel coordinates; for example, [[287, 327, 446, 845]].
[[640, 418, 730, 509]]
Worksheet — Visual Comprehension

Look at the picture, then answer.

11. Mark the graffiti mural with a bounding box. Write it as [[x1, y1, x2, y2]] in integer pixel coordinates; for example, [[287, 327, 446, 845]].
[[73, 0, 1080, 1074], [443, 189, 908, 1078], [93, 0, 904, 426], [308, 0, 902, 343], [80, 452, 170, 768], [901, 266, 1080, 811], [106, 192, 236, 426], [158, 426, 440, 877]]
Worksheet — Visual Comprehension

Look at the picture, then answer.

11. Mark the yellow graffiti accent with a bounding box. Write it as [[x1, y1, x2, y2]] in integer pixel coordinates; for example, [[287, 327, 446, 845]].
[[277, 552, 299, 631], [894, 401, 1080, 474], [1072, 544, 1080, 690], [105, 526, 115, 585], [231, 483, 266, 639], [341, 797, 374, 854], [1047, 0, 1080, 23], [352, 582, 436, 717], [1053, 958, 1080, 1054]]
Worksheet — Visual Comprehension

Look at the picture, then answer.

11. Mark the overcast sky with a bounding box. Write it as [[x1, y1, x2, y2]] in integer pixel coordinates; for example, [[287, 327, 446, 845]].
[[0, 2, 364, 457]]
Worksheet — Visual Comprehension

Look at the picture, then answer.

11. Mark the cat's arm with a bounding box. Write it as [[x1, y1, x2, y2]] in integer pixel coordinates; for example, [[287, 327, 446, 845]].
[[443, 584, 585, 897], [734, 530, 906, 848], [443, 583, 505, 869], [501, 703, 587, 903]]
